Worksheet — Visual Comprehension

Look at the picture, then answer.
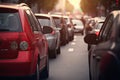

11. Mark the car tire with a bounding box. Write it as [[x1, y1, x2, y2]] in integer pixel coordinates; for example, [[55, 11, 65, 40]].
[[32, 63, 40, 80], [88, 44, 91, 50], [50, 50, 57, 58], [40, 57, 49, 79], [57, 46, 61, 54], [81, 31, 84, 35]]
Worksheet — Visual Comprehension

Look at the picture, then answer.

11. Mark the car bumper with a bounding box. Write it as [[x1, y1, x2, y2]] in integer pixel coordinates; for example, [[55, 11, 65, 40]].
[[74, 29, 83, 33], [46, 36, 56, 50], [0, 51, 34, 76]]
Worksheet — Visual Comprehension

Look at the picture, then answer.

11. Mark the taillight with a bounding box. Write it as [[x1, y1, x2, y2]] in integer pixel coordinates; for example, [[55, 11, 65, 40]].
[[20, 41, 29, 50], [10, 41, 18, 50], [95, 32, 99, 36], [51, 30, 55, 35], [19, 33, 30, 51]]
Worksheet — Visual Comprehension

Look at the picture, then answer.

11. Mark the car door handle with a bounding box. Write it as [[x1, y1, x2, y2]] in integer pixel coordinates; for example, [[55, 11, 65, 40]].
[[92, 54, 101, 61]]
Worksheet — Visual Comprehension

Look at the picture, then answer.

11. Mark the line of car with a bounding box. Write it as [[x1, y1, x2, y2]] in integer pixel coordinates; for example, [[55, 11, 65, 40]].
[[84, 10, 120, 80], [0, 3, 85, 80]]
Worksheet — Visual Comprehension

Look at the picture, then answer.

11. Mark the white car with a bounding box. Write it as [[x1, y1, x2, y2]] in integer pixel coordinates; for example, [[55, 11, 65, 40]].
[[72, 19, 84, 35]]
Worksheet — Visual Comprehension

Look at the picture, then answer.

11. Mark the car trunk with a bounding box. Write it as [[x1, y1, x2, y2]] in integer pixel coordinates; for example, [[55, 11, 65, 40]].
[[0, 32, 20, 59]]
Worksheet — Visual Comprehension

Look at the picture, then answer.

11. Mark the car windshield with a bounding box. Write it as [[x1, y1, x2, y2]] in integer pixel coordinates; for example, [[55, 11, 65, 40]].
[[0, 8, 22, 32]]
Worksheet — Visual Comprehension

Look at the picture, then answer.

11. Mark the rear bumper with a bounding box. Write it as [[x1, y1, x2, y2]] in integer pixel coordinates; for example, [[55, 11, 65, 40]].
[[0, 51, 35, 76], [74, 29, 83, 33], [46, 36, 56, 50]]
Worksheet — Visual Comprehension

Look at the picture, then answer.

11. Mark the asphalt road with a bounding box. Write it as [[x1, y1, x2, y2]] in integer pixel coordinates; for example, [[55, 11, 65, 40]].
[[43, 33, 89, 80]]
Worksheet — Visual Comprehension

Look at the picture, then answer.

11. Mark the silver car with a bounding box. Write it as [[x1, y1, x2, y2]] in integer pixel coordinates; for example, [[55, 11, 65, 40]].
[[35, 13, 61, 58], [72, 19, 84, 35]]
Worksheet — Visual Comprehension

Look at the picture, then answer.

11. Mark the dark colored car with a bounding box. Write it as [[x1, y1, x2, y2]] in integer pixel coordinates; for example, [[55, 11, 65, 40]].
[[0, 3, 49, 80], [72, 19, 84, 35], [87, 19, 105, 50], [84, 10, 120, 80], [63, 15, 74, 41], [51, 14, 69, 45]]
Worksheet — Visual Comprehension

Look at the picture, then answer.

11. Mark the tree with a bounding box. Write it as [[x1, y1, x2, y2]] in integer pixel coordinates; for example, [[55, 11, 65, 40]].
[[80, 0, 100, 16], [37, 0, 58, 13]]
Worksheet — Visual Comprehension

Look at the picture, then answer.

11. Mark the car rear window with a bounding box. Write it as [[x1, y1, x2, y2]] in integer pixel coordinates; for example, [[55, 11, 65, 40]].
[[0, 8, 22, 32], [36, 16, 51, 27], [52, 17, 61, 28]]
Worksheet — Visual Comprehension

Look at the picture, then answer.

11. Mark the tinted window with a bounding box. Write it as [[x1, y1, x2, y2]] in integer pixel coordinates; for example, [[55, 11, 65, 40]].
[[53, 17, 61, 28], [25, 10, 38, 31], [0, 8, 22, 32], [37, 17, 51, 27]]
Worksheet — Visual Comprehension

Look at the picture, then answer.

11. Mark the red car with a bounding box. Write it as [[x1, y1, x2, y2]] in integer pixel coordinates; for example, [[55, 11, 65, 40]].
[[0, 3, 49, 79]]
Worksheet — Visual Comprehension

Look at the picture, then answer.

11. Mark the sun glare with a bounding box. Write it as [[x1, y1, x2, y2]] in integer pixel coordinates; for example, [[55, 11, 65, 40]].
[[68, 0, 81, 9]]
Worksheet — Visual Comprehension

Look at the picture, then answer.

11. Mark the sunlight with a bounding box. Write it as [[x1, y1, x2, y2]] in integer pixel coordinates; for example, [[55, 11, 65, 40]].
[[71, 42, 76, 45], [68, 0, 81, 9], [68, 48, 74, 52]]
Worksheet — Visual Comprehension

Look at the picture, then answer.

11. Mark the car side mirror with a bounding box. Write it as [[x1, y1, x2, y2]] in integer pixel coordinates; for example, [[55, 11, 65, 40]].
[[43, 26, 53, 34], [84, 33, 98, 44]]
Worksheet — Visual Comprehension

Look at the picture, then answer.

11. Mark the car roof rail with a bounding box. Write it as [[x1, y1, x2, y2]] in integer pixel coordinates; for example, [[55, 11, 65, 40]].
[[19, 3, 28, 7]]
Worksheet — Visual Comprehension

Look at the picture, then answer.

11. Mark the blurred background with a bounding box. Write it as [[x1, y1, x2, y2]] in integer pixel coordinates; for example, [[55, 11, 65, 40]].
[[0, 0, 119, 18]]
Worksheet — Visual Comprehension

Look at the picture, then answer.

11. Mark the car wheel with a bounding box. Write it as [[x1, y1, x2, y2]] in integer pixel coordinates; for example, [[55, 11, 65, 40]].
[[40, 57, 49, 79], [57, 46, 61, 54], [81, 31, 84, 35], [88, 44, 91, 50], [50, 49, 57, 58], [32, 63, 40, 80], [89, 57, 92, 80]]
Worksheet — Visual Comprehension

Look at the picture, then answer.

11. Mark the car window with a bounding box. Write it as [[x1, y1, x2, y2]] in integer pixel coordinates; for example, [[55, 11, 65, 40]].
[[37, 17, 51, 27], [102, 15, 113, 41], [0, 8, 22, 32], [99, 14, 113, 41], [25, 10, 38, 31], [52, 17, 61, 28]]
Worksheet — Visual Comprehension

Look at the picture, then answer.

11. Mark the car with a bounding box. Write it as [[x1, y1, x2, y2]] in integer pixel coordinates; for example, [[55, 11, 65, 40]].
[[51, 14, 69, 45], [35, 13, 61, 58], [87, 19, 105, 50], [63, 15, 74, 41], [0, 3, 49, 80], [84, 10, 120, 80], [72, 19, 84, 35]]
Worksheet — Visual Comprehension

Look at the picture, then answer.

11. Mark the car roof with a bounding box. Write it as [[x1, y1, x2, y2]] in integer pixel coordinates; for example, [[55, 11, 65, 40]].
[[0, 3, 30, 10], [51, 14, 62, 18], [35, 13, 51, 18]]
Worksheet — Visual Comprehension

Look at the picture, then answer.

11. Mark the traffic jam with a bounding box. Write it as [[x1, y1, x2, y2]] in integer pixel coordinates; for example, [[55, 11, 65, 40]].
[[0, 0, 120, 80]]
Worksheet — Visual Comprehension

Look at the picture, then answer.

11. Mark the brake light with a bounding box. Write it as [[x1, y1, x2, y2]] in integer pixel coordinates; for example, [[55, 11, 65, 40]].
[[10, 41, 18, 50], [20, 41, 29, 50], [19, 33, 31, 51], [51, 30, 55, 35], [95, 32, 99, 36]]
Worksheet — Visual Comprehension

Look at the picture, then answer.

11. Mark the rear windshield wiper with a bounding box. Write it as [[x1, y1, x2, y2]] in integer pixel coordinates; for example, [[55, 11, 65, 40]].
[[0, 29, 10, 31]]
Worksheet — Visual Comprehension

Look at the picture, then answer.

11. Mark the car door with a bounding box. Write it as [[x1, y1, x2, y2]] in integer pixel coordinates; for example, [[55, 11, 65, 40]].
[[25, 10, 47, 69], [50, 16, 60, 49]]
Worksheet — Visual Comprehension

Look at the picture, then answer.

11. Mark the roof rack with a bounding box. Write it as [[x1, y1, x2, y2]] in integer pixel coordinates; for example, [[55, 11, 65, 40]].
[[19, 3, 28, 7]]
